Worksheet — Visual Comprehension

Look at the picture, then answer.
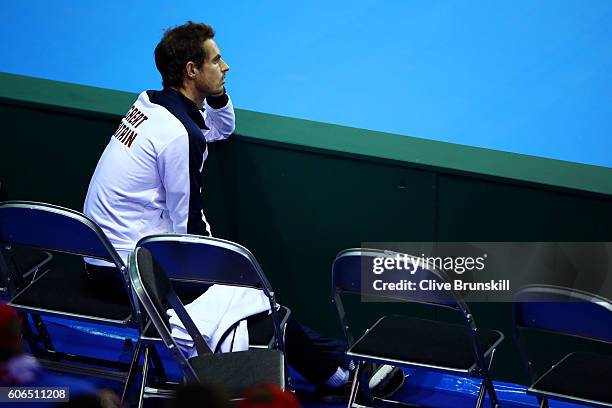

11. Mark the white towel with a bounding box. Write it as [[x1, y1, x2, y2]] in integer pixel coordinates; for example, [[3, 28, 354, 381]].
[[167, 284, 271, 357]]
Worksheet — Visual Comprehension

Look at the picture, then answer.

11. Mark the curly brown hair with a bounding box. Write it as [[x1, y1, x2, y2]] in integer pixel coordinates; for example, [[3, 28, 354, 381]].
[[154, 21, 215, 88]]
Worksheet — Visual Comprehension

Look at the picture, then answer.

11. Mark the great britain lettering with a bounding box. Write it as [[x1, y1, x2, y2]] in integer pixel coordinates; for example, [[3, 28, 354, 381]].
[[112, 106, 149, 147]]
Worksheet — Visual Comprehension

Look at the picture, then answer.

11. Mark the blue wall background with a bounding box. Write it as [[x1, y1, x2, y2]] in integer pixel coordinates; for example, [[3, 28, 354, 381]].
[[1, 0, 610, 168]]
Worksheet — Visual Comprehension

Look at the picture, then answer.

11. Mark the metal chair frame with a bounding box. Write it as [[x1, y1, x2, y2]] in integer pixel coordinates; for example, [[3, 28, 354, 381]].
[[126, 234, 288, 406], [0, 200, 146, 384], [332, 248, 503, 408], [513, 284, 612, 408]]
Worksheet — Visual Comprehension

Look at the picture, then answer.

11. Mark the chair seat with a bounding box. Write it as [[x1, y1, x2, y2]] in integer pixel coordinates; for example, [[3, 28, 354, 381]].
[[529, 351, 612, 405], [10, 261, 132, 324], [348, 315, 502, 373], [189, 349, 284, 399], [143, 305, 289, 348]]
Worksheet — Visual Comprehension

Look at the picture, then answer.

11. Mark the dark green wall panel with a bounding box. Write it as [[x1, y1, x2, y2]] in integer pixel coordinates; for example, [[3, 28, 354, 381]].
[[205, 141, 437, 330], [437, 175, 612, 241], [0, 104, 117, 209]]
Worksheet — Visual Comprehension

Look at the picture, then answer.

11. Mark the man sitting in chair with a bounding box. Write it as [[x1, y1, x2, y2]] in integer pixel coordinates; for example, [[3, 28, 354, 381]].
[[83, 21, 403, 401]]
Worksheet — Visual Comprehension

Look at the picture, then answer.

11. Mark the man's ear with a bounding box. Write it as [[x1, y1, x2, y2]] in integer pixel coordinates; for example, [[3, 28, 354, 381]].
[[185, 61, 198, 79]]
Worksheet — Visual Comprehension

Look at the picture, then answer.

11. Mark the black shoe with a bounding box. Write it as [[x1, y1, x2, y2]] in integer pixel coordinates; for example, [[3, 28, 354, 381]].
[[316, 365, 405, 403]]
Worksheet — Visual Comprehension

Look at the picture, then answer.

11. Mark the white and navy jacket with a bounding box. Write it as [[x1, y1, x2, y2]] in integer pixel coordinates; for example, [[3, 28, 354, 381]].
[[84, 88, 234, 265]]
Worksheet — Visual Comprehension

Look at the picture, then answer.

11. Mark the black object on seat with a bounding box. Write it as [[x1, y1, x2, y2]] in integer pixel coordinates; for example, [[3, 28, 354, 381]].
[[189, 349, 285, 398], [128, 237, 286, 401], [514, 285, 612, 407], [332, 248, 503, 408], [0, 201, 142, 381]]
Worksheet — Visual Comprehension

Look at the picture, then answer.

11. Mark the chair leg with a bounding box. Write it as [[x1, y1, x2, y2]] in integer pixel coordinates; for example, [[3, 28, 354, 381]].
[[137, 345, 151, 408], [347, 362, 361, 408], [284, 358, 294, 392], [20, 314, 44, 356], [281, 316, 294, 392], [148, 345, 167, 385], [475, 379, 487, 408], [121, 340, 143, 406], [479, 375, 499, 408], [537, 396, 549, 408], [21, 313, 55, 357], [476, 350, 500, 408], [32, 315, 55, 350]]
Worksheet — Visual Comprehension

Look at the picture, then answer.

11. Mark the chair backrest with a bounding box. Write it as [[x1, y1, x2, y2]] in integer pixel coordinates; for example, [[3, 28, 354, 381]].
[[332, 248, 474, 348], [137, 234, 274, 298], [136, 234, 284, 351], [0, 201, 140, 324], [129, 248, 202, 382], [332, 248, 462, 309], [0, 201, 122, 265], [514, 285, 612, 344]]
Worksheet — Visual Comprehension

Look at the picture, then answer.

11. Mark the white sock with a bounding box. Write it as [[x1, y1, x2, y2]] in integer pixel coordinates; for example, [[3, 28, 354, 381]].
[[325, 366, 350, 387]]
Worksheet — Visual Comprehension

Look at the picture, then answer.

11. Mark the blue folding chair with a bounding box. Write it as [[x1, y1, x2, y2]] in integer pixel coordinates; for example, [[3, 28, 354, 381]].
[[0, 201, 144, 382], [127, 234, 288, 404], [137, 234, 291, 350], [128, 236, 286, 403], [514, 285, 612, 407], [332, 248, 504, 408]]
